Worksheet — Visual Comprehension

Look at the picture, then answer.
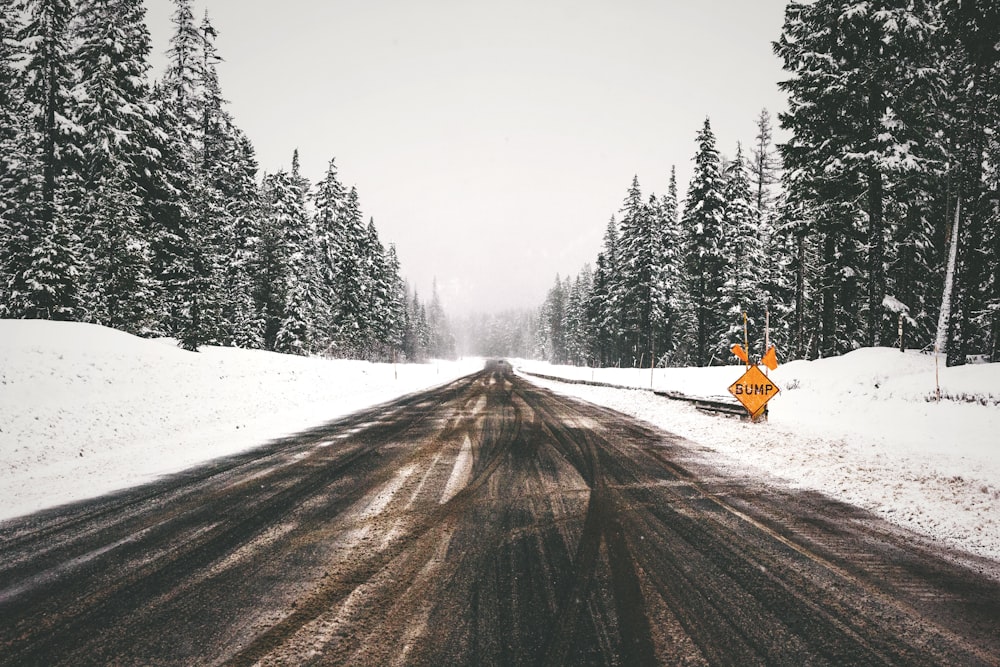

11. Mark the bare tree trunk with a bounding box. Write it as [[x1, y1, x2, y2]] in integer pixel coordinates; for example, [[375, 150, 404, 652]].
[[867, 166, 886, 347], [935, 199, 960, 354], [795, 233, 806, 358], [993, 218, 1000, 362], [821, 232, 837, 357]]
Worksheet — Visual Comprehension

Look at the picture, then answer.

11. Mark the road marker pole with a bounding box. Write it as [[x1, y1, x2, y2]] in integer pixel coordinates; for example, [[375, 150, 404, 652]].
[[764, 307, 770, 421], [743, 312, 750, 368], [935, 343, 941, 401], [765, 307, 770, 368]]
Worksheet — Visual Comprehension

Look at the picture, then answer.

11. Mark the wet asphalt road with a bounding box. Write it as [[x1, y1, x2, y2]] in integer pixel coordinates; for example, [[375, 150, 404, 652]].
[[1, 361, 999, 666]]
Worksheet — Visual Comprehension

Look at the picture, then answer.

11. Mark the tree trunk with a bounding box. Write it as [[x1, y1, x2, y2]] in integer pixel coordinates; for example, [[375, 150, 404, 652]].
[[946, 201, 970, 368], [993, 198, 1000, 362], [795, 233, 806, 358], [936, 199, 960, 355], [947, 72, 988, 367], [697, 272, 707, 366], [867, 166, 885, 347], [821, 231, 837, 357]]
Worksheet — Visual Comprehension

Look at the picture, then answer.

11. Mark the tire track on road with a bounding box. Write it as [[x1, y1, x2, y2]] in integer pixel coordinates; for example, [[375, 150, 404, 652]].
[[3, 364, 999, 665]]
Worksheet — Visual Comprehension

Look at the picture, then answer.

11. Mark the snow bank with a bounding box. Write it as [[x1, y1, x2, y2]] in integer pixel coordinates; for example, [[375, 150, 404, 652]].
[[4, 321, 997, 564], [516, 350, 1000, 562], [0, 320, 481, 521]]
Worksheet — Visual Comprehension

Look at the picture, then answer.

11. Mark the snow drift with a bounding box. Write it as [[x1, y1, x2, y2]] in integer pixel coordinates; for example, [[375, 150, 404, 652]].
[[0, 320, 480, 520], [3, 319, 998, 565], [516, 351, 1000, 563]]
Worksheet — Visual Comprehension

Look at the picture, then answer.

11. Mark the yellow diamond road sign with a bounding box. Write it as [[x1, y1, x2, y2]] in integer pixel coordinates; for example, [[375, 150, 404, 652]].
[[728, 365, 780, 417]]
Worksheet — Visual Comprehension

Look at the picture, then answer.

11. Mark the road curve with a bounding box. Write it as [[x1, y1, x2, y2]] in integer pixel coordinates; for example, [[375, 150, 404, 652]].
[[1, 361, 998, 666]]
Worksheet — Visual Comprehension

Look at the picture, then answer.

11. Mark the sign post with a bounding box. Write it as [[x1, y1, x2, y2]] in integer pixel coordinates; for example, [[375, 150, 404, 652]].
[[729, 312, 780, 422]]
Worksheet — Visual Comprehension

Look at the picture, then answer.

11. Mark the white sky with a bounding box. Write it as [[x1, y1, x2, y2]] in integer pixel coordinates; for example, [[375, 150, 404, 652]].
[[143, 0, 791, 315]]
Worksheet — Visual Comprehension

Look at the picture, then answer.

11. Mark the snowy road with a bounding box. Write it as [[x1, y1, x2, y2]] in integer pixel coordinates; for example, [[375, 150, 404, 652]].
[[1, 362, 998, 665]]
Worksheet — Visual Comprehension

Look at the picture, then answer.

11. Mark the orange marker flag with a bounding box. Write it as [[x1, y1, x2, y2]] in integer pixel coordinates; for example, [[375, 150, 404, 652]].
[[761, 345, 778, 370], [731, 343, 749, 364]]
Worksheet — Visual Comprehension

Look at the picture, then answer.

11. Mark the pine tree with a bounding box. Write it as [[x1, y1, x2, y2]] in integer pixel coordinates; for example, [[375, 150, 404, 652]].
[[0, 2, 24, 194], [749, 108, 781, 229], [311, 158, 347, 345], [564, 266, 592, 366], [586, 251, 613, 365], [217, 131, 264, 348], [162, 0, 200, 150], [773, 186, 818, 358], [360, 217, 388, 358], [540, 275, 567, 363], [886, 167, 944, 352], [402, 286, 419, 361], [143, 80, 194, 336], [274, 281, 311, 356], [749, 109, 787, 331], [152, 0, 210, 347], [748, 109, 793, 352], [256, 164, 315, 353], [70, 0, 156, 182], [20, 215, 80, 321], [70, 0, 159, 332], [382, 244, 408, 359], [329, 186, 368, 356], [616, 177, 643, 363], [719, 143, 764, 356], [426, 278, 455, 359], [403, 288, 429, 362], [135, 82, 175, 332], [617, 176, 668, 367], [256, 170, 294, 349], [82, 161, 154, 332], [660, 166, 689, 364], [593, 216, 622, 365], [282, 148, 326, 354], [313, 159, 347, 236], [0, 5, 29, 314], [186, 11, 245, 348], [157, 6, 262, 350], [761, 186, 803, 356], [4, 0, 82, 321], [775, 0, 939, 350], [20, 0, 79, 222], [681, 118, 727, 365], [936, 0, 1000, 364]]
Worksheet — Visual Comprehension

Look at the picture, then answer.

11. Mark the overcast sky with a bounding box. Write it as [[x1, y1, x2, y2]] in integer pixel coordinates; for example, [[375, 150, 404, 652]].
[[143, 0, 791, 316]]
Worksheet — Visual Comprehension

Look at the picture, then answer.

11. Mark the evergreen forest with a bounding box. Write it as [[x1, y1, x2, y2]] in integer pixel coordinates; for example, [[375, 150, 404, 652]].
[[2, 1, 998, 370], [528, 1, 1000, 369], [0, 0, 455, 360]]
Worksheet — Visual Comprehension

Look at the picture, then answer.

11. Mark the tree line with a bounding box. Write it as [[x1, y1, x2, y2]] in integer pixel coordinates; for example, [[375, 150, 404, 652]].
[[0, 0, 456, 360], [536, 0, 999, 369]]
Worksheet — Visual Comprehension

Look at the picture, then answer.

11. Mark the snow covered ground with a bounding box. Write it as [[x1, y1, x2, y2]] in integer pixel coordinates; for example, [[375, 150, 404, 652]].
[[0, 320, 481, 521], [3, 320, 998, 565], [516, 352, 1000, 563]]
